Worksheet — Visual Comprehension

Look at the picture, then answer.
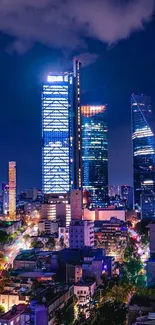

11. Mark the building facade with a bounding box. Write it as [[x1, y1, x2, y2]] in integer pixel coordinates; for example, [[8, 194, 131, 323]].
[[69, 220, 94, 249], [82, 105, 108, 204], [9, 161, 16, 219], [42, 59, 82, 195], [131, 94, 155, 211], [121, 185, 133, 210], [2, 182, 9, 215]]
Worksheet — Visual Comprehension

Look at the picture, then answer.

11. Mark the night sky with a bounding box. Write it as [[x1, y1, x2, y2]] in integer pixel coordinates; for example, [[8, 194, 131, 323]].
[[0, 0, 155, 192]]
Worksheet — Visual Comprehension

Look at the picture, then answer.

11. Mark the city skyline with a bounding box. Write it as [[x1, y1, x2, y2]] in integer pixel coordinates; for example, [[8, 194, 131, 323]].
[[1, 2, 155, 191]]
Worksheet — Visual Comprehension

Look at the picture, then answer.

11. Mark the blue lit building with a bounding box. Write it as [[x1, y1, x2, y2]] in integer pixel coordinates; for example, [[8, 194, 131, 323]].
[[82, 105, 108, 204], [42, 60, 82, 194], [131, 94, 155, 214]]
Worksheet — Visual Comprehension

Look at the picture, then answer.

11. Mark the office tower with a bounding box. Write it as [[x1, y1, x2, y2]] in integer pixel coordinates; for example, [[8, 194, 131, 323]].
[[82, 105, 108, 204], [131, 94, 155, 211], [121, 185, 133, 210], [2, 182, 9, 215], [42, 59, 82, 194], [9, 161, 16, 219]]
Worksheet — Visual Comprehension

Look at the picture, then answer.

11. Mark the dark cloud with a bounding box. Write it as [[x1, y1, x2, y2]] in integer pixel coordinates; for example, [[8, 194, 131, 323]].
[[0, 0, 154, 55]]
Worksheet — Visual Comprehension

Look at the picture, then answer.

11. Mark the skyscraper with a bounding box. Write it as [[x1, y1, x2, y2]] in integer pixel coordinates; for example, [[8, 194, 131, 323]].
[[9, 161, 16, 218], [42, 59, 82, 194], [82, 105, 108, 204], [131, 94, 155, 211], [2, 183, 9, 215]]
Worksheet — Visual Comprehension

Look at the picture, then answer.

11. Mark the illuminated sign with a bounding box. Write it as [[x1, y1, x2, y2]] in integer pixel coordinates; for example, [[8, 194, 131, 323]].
[[47, 76, 63, 82]]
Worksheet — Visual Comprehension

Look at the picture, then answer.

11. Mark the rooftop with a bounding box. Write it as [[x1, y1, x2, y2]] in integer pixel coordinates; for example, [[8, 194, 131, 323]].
[[0, 304, 28, 321], [35, 284, 73, 306], [19, 271, 55, 278]]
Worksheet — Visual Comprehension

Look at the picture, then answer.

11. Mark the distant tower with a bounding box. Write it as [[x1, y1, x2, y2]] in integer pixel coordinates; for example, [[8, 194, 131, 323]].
[[131, 94, 155, 211], [9, 161, 16, 219], [2, 183, 9, 215]]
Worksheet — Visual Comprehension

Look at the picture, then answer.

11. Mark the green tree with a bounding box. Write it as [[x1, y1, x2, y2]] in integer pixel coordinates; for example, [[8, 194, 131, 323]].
[[46, 237, 56, 250], [0, 305, 5, 313], [0, 231, 8, 249], [31, 239, 44, 248], [121, 257, 143, 286], [59, 236, 66, 248], [95, 300, 127, 325]]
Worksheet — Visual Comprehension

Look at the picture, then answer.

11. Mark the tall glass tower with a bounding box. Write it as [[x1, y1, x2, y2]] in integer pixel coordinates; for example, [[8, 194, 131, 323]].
[[82, 105, 108, 204], [131, 94, 155, 211], [42, 60, 82, 194]]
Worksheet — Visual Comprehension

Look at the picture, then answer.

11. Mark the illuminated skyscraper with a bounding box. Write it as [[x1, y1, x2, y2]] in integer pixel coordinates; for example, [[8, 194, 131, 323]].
[[82, 105, 108, 204], [131, 94, 155, 211], [9, 161, 16, 218], [42, 59, 82, 194]]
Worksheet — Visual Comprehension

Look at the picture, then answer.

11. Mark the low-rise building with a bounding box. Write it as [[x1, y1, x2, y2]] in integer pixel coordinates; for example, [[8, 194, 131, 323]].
[[69, 220, 94, 249], [0, 220, 22, 235], [0, 291, 29, 313], [0, 304, 29, 325], [74, 280, 96, 306], [95, 218, 128, 261], [58, 227, 69, 246], [22, 284, 74, 325], [38, 219, 58, 234]]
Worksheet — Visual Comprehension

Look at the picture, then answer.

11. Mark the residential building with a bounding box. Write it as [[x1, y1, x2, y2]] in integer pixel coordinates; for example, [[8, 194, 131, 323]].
[[2, 183, 9, 215], [38, 219, 58, 234], [82, 105, 108, 204], [66, 264, 83, 284], [0, 220, 22, 235], [22, 285, 74, 325], [0, 304, 29, 325], [69, 220, 94, 248], [42, 59, 82, 195], [74, 280, 96, 306], [131, 94, 155, 211], [58, 227, 69, 246], [0, 292, 29, 313], [58, 247, 114, 284], [95, 218, 128, 261], [9, 161, 16, 219]]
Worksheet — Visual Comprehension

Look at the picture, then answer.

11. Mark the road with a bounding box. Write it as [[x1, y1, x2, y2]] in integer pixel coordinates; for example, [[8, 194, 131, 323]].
[[4, 225, 38, 266]]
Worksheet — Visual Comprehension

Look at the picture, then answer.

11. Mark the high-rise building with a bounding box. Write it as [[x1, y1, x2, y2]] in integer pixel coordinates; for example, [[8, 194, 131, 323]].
[[82, 105, 108, 204], [2, 182, 9, 215], [121, 185, 133, 210], [42, 59, 82, 195], [9, 161, 16, 219], [131, 94, 155, 210]]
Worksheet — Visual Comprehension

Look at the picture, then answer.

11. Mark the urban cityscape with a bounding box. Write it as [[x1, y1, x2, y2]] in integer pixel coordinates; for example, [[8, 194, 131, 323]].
[[1, 1, 155, 325]]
